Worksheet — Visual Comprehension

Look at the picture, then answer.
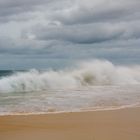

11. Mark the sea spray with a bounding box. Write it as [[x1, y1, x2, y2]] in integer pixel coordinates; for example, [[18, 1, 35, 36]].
[[0, 60, 140, 93]]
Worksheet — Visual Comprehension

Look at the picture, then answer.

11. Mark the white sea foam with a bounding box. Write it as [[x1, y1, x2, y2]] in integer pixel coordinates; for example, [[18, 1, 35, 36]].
[[0, 60, 140, 93]]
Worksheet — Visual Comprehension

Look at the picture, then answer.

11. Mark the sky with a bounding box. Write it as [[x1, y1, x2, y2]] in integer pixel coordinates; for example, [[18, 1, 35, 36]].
[[0, 0, 140, 70]]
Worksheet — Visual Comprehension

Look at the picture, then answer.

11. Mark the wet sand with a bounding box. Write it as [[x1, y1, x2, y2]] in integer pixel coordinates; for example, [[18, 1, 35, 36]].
[[0, 107, 140, 140]]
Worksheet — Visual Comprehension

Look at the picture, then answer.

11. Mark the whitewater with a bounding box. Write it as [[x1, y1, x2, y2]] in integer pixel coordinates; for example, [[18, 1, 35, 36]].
[[0, 60, 140, 115]]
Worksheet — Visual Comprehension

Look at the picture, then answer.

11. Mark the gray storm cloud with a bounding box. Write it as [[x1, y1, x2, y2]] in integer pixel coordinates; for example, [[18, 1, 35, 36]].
[[28, 23, 124, 43], [0, 0, 140, 69], [51, 0, 140, 24]]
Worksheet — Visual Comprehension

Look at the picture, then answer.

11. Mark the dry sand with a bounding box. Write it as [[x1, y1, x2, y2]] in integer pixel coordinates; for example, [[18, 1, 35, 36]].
[[0, 107, 140, 140]]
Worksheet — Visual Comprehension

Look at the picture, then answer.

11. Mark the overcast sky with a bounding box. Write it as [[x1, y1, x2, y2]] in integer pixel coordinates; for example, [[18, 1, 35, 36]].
[[0, 0, 140, 69]]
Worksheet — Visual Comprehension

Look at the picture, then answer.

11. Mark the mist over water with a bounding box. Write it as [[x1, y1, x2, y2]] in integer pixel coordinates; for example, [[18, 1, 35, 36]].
[[0, 60, 140, 115]]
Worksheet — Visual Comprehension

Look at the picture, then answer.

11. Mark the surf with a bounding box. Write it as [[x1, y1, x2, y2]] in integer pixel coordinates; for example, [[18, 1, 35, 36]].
[[0, 60, 140, 93]]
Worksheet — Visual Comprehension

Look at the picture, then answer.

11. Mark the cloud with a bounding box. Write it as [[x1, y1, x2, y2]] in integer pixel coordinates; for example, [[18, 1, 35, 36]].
[[51, 0, 140, 25], [0, 0, 140, 69], [26, 23, 124, 43], [0, 0, 69, 23], [24, 20, 140, 44], [19, 0, 140, 44]]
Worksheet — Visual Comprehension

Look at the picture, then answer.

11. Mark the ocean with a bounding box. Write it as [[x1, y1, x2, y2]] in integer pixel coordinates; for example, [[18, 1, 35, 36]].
[[0, 60, 140, 115]]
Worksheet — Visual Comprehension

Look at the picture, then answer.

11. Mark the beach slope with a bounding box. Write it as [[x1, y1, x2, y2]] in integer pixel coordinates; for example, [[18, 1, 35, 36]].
[[0, 108, 140, 140]]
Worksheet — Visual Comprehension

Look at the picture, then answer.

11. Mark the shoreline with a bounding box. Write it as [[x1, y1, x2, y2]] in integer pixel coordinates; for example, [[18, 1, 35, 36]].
[[0, 103, 139, 117], [0, 107, 140, 140]]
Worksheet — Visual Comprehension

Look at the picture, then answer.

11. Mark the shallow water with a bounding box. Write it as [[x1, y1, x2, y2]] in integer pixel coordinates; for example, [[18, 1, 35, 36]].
[[0, 85, 140, 115]]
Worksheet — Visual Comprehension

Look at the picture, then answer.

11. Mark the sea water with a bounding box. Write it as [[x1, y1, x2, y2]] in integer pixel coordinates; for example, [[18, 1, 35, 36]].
[[0, 60, 140, 115]]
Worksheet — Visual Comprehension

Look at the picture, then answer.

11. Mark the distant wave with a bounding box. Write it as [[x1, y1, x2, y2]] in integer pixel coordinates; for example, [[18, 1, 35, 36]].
[[0, 60, 140, 93]]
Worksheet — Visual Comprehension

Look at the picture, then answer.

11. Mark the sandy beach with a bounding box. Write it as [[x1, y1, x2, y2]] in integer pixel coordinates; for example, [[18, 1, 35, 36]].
[[0, 107, 140, 140]]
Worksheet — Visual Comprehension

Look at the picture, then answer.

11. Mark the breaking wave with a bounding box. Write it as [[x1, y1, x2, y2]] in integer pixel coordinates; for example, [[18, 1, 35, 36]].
[[0, 60, 140, 93]]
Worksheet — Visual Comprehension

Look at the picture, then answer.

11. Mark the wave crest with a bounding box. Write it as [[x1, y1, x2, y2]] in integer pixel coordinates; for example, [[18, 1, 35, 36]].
[[0, 60, 140, 93]]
